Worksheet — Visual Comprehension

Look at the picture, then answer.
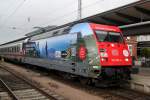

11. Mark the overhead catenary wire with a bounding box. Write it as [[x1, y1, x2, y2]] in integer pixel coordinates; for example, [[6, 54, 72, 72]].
[[1, 26, 28, 31], [39, 0, 103, 26], [2, 0, 19, 16], [47, 0, 77, 16], [18, 0, 77, 29], [0, 0, 26, 27], [2, 0, 103, 32]]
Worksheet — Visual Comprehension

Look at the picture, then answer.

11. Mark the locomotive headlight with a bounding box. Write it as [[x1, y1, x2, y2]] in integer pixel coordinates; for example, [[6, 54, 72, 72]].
[[123, 50, 129, 57], [125, 58, 129, 61]]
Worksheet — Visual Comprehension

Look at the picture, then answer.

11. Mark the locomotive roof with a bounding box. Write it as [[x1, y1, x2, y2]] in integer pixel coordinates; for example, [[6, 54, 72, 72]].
[[0, 22, 121, 46], [0, 37, 27, 46], [0, 24, 74, 46]]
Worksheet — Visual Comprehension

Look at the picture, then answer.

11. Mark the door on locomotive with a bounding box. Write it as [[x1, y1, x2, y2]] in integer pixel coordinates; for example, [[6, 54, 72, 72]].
[[70, 23, 101, 78], [23, 42, 39, 57]]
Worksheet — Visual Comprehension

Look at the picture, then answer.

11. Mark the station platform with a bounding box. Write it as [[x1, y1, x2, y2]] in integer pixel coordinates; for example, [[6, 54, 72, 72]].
[[130, 67, 150, 93]]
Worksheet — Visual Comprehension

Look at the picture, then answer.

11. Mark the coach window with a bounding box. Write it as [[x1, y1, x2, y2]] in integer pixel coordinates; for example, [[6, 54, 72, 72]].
[[12, 47, 14, 52], [11, 47, 13, 52], [14, 47, 15, 52], [14, 47, 16, 52], [13, 47, 14, 52], [11, 47, 12, 52], [17, 46, 19, 52], [9, 47, 11, 52], [16, 46, 17, 52], [13, 47, 15, 52], [15, 47, 16, 52], [16, 46, 18, 52]]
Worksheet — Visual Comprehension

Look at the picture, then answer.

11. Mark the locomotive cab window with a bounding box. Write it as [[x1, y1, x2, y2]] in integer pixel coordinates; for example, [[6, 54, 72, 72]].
[[95, 30, 123, 43]]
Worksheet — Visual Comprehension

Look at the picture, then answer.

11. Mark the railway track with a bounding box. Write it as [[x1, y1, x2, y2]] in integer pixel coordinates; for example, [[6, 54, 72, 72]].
[[1, 62, 150, 100], [107, 88, 150, 100], [93, 87, 150, 100], [25, 66, 150, 100], [0, 65, 65, 100]]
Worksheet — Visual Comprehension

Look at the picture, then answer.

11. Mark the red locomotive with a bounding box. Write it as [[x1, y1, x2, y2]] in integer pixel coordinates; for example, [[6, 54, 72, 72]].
[[0, 23, 132, 86]]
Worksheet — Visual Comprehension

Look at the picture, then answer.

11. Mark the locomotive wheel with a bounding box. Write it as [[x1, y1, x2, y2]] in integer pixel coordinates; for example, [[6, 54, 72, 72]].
[[79, 77, 90, 85]]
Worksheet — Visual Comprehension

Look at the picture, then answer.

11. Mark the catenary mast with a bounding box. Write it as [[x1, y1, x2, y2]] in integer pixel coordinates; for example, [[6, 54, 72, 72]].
[[78, 0, 82, 20]]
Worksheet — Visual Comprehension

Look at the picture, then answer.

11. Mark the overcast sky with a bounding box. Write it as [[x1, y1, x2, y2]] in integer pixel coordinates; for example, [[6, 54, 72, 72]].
[[0, 0, 139, 44]]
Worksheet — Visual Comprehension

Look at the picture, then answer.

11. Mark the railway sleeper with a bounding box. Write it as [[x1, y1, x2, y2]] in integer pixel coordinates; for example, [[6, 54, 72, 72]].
[[14, 92, 41, 97], [21, 96, 48, 100], [14, 89, 39, 95]]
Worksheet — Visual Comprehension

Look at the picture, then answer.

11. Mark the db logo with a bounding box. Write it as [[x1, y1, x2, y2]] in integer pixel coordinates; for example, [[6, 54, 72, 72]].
[[79, 46, 86, 60], [112, 49, 119, 56]]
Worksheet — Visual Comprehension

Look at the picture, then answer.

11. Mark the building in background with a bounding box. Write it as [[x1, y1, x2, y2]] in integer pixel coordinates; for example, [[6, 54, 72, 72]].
[[125, 34, 150, 67], [125, 36, 138, 60], [137, 35, 150, 58]]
